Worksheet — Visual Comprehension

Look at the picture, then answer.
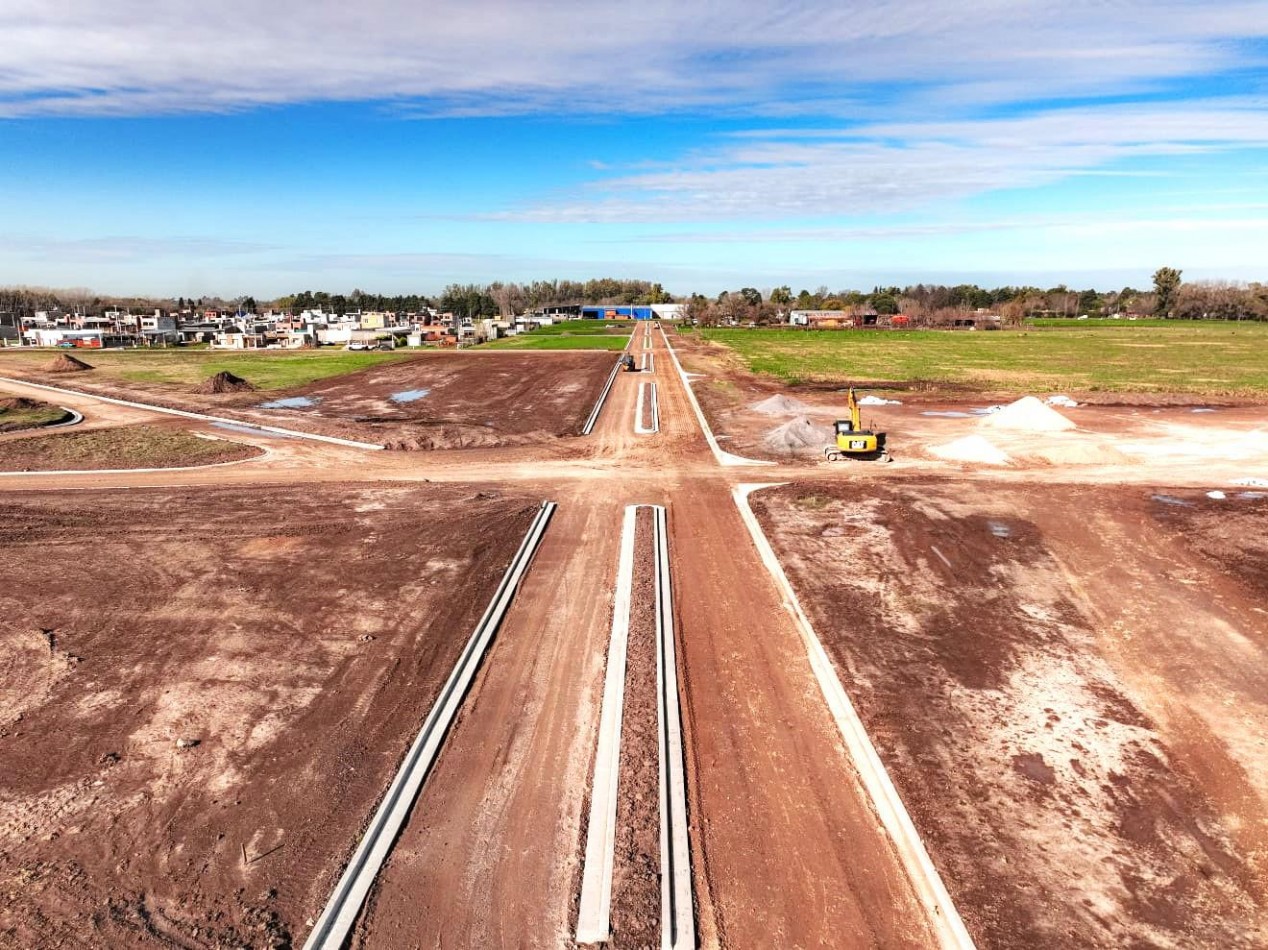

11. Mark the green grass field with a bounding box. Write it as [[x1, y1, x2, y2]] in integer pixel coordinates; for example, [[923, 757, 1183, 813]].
[[0, 348, 411, 391], [484, 319, 634, 350], [519, 319, 634, 335], [698, 322, 1268, 394], [0, 397, 71, 432]]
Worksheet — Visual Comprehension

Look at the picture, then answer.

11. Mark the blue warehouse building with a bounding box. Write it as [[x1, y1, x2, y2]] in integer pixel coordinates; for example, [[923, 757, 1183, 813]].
[[580, 305, 656, 320]]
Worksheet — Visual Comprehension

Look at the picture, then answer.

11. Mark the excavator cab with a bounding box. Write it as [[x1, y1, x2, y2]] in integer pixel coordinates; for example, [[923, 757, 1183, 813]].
[[825, 388, 890, 461]]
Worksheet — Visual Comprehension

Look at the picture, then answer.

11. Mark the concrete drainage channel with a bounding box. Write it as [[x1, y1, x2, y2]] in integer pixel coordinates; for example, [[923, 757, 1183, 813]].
[[577, 504, 695, 949], [634, 382, 660, 435], [584, 358, 625, 435], [302, 501, 557, 950]]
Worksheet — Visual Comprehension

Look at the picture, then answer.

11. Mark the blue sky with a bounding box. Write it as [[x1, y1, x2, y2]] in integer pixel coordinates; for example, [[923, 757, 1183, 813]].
[[1, 1, 1266, 297]]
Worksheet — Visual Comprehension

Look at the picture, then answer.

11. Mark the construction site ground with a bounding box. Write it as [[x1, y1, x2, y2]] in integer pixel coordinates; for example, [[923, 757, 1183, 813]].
[[2, 323, 1267, 949], [751, 481, 1268, 947], [0, 484, 538, 948], [0, 350, 616, 450]]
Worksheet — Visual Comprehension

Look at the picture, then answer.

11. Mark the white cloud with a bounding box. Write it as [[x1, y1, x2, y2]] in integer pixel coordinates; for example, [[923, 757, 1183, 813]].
[[489, 100, 1268, 222], [0, 234, 273, 262], [1, 1, 1265, 117]]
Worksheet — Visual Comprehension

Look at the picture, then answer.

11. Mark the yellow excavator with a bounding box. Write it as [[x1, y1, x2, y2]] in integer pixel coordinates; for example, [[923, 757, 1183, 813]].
[[824, 388, 890, 462]]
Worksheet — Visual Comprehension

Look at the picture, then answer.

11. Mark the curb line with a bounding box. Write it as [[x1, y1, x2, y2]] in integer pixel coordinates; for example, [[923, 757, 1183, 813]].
[[303, 501, 557, 950]]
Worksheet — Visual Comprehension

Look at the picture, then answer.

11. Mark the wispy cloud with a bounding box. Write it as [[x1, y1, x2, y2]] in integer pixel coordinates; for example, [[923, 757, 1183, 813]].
[[0, 235, 273, 263], [490, 100, 1268, 222], [1, 1, 1265, 118]]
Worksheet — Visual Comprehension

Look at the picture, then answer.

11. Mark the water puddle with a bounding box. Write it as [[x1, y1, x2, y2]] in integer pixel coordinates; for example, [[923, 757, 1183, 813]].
[[1191, 407, 1218, 413], [921, 410, 973, 418], [1238, 492, 1266, 500], [1151, 493, 1194, 507], [258, 395, 319, 409], [389, 388, 431, 404], [987, 520, 1012, 538]]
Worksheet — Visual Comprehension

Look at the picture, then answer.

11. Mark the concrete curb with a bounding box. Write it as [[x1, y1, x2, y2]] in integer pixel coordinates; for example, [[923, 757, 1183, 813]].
[[303, 501, 558, 950], [732, 484, 975, 950], [635, 381, 660, 435], [656, 330, 772, 468], [584, 359, 624, 436], [44, 407, 84, 430], [653, 505, 695, 950], [0, 375, 384, 451], [577, 505, 638, 943], [576, 504, 696, 948]]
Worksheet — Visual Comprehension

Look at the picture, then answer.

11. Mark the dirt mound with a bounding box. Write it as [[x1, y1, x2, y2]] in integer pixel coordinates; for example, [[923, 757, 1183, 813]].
[[0, 396, 44, 411], [929, 434, 1012, 465], [981, 396, 1075, 432], [46, 353, 93, 373], [763, 416, 832, 454], [195, 371, 257, 394], [752, 394, 814, 416]]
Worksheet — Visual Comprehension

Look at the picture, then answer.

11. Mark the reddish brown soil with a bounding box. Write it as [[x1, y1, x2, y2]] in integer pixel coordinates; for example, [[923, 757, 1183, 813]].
[[0, 484, 537, 948], [195, 371, 256, 394], [610, 508, 661, 948], [753, 481, 1268, 948], [0, 423, 260, 471], [45, 353, 93, 373], [5, 352, 616, 450], [1146, 490, 1268, 600]]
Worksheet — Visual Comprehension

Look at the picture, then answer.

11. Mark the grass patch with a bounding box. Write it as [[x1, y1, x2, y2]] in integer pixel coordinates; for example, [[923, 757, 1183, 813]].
[[482, 319, 635, 349], [698, 323, 1268, 395], [520, 319, 635, 336], [0, 397, 71, 433], [0, 348, 411, 391], [484, 333, 632, 351], [1, 425, 260, 471]]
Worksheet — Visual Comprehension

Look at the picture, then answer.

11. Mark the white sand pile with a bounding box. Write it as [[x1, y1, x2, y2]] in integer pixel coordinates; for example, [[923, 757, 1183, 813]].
[[763, 416, 833, 454], [929, 435, 1012, 465], [980, 396, 1076, 432], [1046, 394, 1079, 408], [858, 394, 902, 406], [752, 394, 814, 416]]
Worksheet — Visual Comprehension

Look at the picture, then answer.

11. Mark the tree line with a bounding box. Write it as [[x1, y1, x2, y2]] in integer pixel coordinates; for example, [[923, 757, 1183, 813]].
[[3, 270, 1266, 323]]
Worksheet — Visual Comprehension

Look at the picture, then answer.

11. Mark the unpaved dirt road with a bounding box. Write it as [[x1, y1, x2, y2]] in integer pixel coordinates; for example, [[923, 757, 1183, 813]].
[[5, 325, 1268, 949]]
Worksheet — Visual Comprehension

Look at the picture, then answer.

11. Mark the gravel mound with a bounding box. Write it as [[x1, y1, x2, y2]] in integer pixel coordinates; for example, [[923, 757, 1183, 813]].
[[752, 394, 814, 416], [981, 396, 1075, 432], [929, 435, 1012, 465], [46, 353, 93, 373], [195, 371, 257, 394], [763, 416, 833, 454]]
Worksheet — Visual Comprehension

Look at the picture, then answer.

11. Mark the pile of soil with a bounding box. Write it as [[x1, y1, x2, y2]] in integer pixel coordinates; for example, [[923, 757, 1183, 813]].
[[981, 395, 1075, 432], [752, 394, 814, 416], [0, 396, 44, 412], [195, 371, 257, 394], [929, 434, 1012, 465], [46, 353, 93, 373], [762, 416, 832, 454]]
